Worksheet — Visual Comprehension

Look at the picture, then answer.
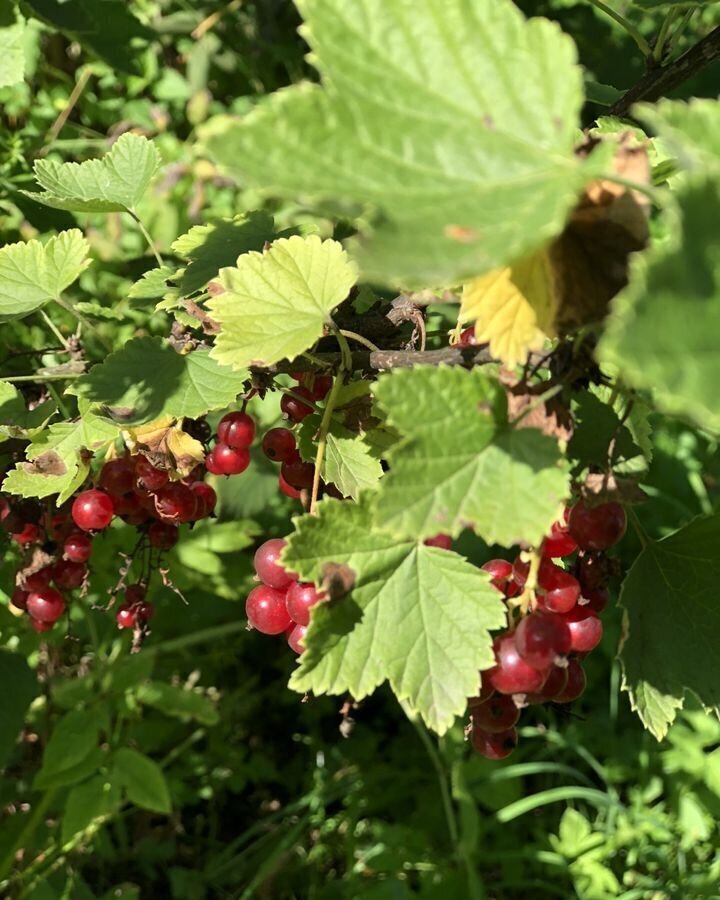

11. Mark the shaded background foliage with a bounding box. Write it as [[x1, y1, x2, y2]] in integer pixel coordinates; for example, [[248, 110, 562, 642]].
[[1, 1, 719, 898]]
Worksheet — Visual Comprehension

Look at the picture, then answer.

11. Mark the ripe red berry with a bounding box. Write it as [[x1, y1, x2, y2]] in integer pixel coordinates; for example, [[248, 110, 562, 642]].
[[481, 559, 513, 592], [189, 481, 217, 519], [488, 633, 548, 695], [253, 538, 294, 589], [287, 623, 307, 654], [542, 520, 578, 558], [514, 612, 572, 670], [537, 564, 580, 614], [23, 568, 53, 592], [63, 532, 92, 563], [10, 588, 29, 611], [424, 533, 453, 550], [116, 603, 137, 630], [208, 443, 251, 476], [31, 618, 54, 634], [468, 679, 495, 708], [278, 472, 301, 499], [10, 522, 42, 545], [99, 457, 135, 497], [134, 457, 169, 492], [309, 375, 332, 400], [558, 607, 603, 653], [245, 585, 293, 634], [471, 726, 517, 760], [280, 388, 314, 423], [471, 695, 520, 734], [0, 496, 10, 522], [135, 600, 155, 622], [458, 326, 478, 347], [46, 513, 70, 543], [568, 501, 627, 551], [154, 483, 196, 523], [26, 587, 66, 623], [52, 560, 86, 590], [125, 584, 147, 606], [280, 455, 314, 491], [114, 492, 150, 526], [580, 586, 609, 614], [554, 658, 586, 703], [261, 427, 297, 463], [526, 665, 569, 704], [217, 411, 256, 449], [148, 521, 180, 550], [286, 582, 324, 626], [72, 490, 115, 532]]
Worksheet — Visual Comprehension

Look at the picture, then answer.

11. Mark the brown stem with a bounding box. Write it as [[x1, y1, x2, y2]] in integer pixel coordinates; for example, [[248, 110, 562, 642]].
[[609, 25, 720, 118]]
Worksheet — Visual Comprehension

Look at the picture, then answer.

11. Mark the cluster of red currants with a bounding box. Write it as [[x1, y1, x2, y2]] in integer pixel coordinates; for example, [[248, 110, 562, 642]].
[[259, 372, 343, 501], [245, 538, 326, 654], [469, 499, 627, 760]]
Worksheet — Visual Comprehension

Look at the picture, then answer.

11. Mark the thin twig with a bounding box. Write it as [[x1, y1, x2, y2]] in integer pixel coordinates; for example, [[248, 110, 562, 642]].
[[585, 0, 652, 56], [309, 371, 345, 514], [41, 67, 93, 155], [339, 329, 381, 353], [126, 209, 164, 268], [38, 309, 69, 350], [191, 0, 242, 39]]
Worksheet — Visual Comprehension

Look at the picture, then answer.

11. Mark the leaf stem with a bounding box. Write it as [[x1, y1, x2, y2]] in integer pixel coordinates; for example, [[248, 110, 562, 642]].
[[2, 372, 82, 383], [328, 321, 353, 372], [653, 9, 679, 63], [585, 0, 652, 56], [627, 506, 648, 549], [127, 209, 163, 268], [309, 366, 346, 514], [338, 328, 381, 353], [602, 174, 664, 204], [54, 296, 111, 351], [45, 382, 71, 419], [38, 309, 69, 350]]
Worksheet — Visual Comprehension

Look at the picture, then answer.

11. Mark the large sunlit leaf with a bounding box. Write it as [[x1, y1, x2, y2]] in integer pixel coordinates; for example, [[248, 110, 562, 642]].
[[202, 0, 594, 286], [0, 5, 25, 88]]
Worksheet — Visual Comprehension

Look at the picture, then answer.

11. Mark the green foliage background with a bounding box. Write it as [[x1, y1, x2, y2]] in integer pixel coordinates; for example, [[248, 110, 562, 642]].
[[0, 1, 719, 898]]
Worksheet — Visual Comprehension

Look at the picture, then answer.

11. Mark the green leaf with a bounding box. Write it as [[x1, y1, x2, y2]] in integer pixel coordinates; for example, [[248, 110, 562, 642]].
[[371, 367, 569, 546], [298, 414, 384, 499], [285, 496, 506, 733], [113, 748, 171, 814], [207, 235, 357, 370], [0, 230, 90, 322], [127, 266, 178, 302], [35, 708, 108, 786], [34, 747, 105, 791], [0, 6, 25, 88], [2, 406, 119, 504], [599, 175, 720, 433], [68, 337, 248, 424], [171, 212, 277, 295], [0, 381, 56, 440], [61, 774, 121, 844], [28, 134, 160, 214], [202, 0, 592, 286], [635, 98, 720, 175], [136, 682, 220, 726], [619, 514, 720, 740], [0, 651, 38, 770]]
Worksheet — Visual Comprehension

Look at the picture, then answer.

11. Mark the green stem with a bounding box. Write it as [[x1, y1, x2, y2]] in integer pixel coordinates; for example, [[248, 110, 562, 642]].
[[653, 9, 679, 63], [54, 296, 111, 351], [585, 0, 652, 56], [45, 382, 71, 419], [0, 788, 57, 884], [127, 209, 163, 268], [627, 507, 649, 549], [2, 372, 82, 383], [39, 309, 69, 350], [310, 366, 346, 514], [602, 173, 663, 204], [338, 328, 381, 353], [277, 386, 323, 415], [328, 321, 353, 372]]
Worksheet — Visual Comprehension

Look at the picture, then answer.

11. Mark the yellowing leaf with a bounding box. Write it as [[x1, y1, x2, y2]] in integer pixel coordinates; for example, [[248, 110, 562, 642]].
[[460, 250, 558, 367], [123, 417, 205, 477]]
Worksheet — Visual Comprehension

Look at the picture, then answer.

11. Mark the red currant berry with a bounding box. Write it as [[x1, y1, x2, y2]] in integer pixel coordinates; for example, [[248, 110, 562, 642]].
[[287, 623, 307, 654], [116, 603, 137, 629], [245, 585, 293, 635], [72, 489, 115, 532], [468, 679, 495, 708], [148, 521, 180, 550], [568, 501, 627, 551], [278, 473, 301, 499], [526, 664, 569, 704], [10, 588, 29, 611], [99, 457, 135, 497], [280, 455, 314, 491], [424, 533, 453, 550], [261, 427, 297, 463], [280, 388, 314, 423], [488, 633, 548, 695], [286, 582, 324, 626], [554, 658, 586, 703], [481, 559, 513, 592], [558, 607, 603, 653], [46, 513, 70, 543], [125, 584, 147, 606], [514, 612, 571, 670], [134, 457, 169, 492], [26, 587, 66, 623], [189, 481, 217, 519], [254, 539, 295, 589], [0, 496, 10, 523], [541, 520, 578, 558], [135, 600, 155, 622], [580, 586, 609, 614], [309, 375, 332, 400], [31, 618, 54, 634], [471, 726, 517, 760], [11, 522, 42, 546], [537, 564, 580, 614], [471, 695, 519, 734], [63, 532, 92, 563], [217, 411, 256, 449], [23, 568, 53, 592], [52, 560, 86, 590], [154, 483, 196, 523], [209, 443, 251, 476], [458, 326, 478, 347]]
